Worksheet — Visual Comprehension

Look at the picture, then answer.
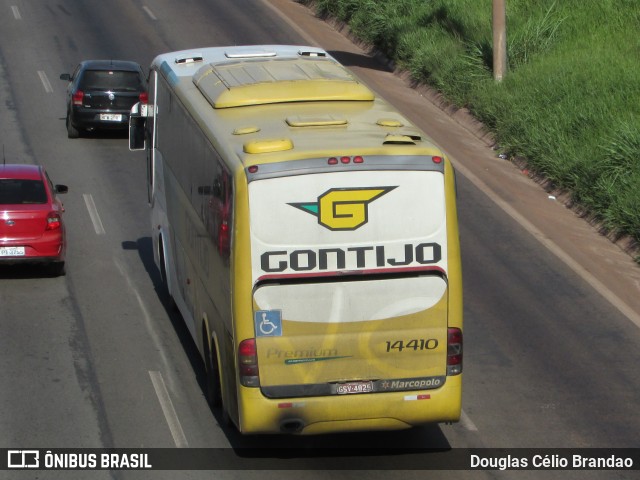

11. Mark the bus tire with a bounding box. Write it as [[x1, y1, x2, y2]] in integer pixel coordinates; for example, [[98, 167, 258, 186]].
[[206, 339, 231, 428], [203, 332, 222, 409], [159, 237, 177, 310]]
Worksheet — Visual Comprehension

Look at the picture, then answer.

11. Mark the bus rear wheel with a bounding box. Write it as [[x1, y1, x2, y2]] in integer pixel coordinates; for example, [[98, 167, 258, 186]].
[[203, 332, 231, 427], [203, 334, 222, 409]]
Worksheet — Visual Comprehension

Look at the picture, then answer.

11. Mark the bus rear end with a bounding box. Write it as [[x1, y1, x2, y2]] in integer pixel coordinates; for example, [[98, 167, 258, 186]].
[[237, 154, 462, 434]]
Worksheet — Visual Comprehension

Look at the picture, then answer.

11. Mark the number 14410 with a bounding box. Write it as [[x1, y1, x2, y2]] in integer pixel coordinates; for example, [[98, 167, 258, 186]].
[[385, 338, 439, 352]]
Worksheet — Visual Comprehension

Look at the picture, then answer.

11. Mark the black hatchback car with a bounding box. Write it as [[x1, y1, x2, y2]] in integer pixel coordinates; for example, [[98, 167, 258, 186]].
[[60, 60, 147, 138]]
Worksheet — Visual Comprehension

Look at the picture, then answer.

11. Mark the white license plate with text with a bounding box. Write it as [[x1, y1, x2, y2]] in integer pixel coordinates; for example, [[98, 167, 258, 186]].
[[336, 381, 373, 395], [0, 246, 25, 256], [100, 114, 123, 121]]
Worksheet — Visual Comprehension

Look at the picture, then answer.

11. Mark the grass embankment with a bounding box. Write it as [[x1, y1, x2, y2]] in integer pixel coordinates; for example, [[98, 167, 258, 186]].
[[301, 0, 640, 254]]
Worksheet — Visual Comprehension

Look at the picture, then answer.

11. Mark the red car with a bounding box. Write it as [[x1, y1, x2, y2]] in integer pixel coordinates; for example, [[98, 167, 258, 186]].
[[0, 164, 68, 276]]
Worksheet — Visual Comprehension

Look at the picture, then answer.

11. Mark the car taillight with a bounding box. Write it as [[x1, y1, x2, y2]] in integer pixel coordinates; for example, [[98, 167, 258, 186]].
[[139, 92, 148, 104], [72, 90, 84, 106], [447, 327, 463, 375], [238, 338, 259, 387], [46, 213, 61, 230]]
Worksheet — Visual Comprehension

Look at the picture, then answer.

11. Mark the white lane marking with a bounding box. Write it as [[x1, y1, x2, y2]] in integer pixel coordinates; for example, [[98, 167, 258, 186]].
[[82, 193, 106, 235], [142, 6, 157, 20], [113, 257, 175, 387], [451, 158, 640, 330], [11, 6, 22, 19], [113, 258, 192, 445], [37, 71, 53, 93], [149, 370, 189, 447], [460, 409, 478, 432]]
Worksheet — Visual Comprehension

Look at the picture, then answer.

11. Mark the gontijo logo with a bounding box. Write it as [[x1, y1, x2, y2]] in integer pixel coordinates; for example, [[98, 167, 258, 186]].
[[289, 187, 397, 231]]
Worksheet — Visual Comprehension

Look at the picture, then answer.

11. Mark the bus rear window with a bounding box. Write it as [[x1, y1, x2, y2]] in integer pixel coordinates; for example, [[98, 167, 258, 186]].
[[254, 274, 447, 323]]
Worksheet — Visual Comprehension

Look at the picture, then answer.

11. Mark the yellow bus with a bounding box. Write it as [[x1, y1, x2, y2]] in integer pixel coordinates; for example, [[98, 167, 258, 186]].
[[129, 45, 463, 435]]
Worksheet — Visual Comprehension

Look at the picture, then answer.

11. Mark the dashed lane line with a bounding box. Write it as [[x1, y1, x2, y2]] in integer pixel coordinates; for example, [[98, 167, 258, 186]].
[[83, 193, 106, 235], [460, 409, 479, 432], [149, 370, 189, 448], [37, 71, 53, 93], [142, 6, 157, 20]]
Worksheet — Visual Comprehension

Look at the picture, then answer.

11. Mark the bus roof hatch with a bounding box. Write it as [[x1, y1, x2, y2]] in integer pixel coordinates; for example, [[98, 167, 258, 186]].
[[192, 57, 375, 108]]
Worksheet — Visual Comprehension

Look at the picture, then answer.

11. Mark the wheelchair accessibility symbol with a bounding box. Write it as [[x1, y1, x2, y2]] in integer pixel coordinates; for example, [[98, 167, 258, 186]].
[[254, 310, 282, 337]]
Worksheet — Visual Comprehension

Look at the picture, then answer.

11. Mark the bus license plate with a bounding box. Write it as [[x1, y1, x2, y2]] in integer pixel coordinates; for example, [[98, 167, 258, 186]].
[[0, 246, 25, 256], [336, 381, 373, 395], [100, 114, 122, 122]]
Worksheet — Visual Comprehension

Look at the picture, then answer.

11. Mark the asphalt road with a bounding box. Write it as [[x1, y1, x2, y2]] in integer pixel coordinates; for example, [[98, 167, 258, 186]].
[[0, 1, 638, 479]]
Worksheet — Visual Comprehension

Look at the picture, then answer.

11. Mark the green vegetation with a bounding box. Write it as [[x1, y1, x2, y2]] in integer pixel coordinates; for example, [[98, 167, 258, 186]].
[[301, 0, 640, 247]]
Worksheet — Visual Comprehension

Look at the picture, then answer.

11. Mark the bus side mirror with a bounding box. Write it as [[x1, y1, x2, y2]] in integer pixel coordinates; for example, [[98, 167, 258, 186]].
[[129, 102, 150, 151]]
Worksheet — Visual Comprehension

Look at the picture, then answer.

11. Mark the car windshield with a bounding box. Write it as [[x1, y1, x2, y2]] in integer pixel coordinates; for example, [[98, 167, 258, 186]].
[[80, 70, 143, 91], [0, 179, 47, 204]]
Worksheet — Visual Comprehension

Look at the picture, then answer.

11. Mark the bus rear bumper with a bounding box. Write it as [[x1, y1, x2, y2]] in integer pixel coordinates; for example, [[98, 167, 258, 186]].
[[237, 376, 462, 435]]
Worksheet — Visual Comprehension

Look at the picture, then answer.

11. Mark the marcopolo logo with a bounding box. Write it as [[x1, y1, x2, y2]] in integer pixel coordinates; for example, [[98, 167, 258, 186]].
[[289, 186, 397, 231]]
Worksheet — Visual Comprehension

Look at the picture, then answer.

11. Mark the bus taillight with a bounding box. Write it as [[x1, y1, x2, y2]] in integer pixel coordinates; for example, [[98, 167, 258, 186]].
[[238, 338, 259, 387], [447, 328, 462, 376]]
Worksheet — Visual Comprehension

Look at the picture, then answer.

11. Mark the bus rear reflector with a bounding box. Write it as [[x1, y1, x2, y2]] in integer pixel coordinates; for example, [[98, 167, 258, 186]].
[[447, 327, 463, 376], [239, 338, 259, 387]]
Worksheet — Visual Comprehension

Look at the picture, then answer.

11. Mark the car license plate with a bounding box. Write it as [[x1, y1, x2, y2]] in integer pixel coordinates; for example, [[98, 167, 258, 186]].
[[336, 381, 373, 395], [100, 114, 123, 122], [0, 246, 25, 256]]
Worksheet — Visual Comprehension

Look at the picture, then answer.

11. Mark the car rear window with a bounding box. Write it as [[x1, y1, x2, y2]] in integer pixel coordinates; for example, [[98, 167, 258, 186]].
[[79, 70, 143, 92], [0, 179, 47, 204]]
